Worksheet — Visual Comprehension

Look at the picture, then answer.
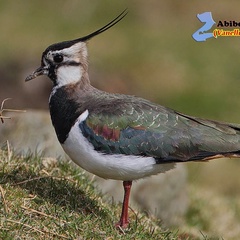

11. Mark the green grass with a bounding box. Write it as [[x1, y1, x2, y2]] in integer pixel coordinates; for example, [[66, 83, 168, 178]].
[[0, 148, 183, 239], [2, 146, 239, 239]]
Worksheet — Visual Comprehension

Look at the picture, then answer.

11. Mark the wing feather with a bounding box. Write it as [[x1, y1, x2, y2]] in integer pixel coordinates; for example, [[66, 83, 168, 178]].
[[78, 98, 240, 162]]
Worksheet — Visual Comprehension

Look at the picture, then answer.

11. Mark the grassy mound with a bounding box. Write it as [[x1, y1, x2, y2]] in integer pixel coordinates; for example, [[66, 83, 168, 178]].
[[0, 148, 181, 239]]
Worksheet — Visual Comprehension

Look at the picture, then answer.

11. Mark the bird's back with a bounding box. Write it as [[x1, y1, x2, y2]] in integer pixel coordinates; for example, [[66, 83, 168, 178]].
[[50, 82, 240, 164]]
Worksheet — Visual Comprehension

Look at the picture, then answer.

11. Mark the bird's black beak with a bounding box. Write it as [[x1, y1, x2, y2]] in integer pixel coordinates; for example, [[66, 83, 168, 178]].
[[25, 65, 49, 82]]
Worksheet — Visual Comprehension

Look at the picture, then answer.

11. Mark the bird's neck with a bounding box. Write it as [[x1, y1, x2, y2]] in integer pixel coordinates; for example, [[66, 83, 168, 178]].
[[49, 74, 96, 144]]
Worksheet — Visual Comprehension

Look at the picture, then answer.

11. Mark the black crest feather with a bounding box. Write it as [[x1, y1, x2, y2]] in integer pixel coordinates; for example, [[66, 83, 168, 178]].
[[44, 9, 128, 53]]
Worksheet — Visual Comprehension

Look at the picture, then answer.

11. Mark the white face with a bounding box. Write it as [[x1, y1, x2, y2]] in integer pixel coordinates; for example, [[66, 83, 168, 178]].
[[43, 42, 88, 87]]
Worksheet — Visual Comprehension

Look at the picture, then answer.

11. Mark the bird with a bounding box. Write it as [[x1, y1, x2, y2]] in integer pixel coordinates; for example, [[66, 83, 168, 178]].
[[25, 9, 240, 228]]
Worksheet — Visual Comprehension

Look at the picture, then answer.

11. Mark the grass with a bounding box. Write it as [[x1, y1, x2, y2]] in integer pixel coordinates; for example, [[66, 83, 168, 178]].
[[2, 145, 239, 240], [0, 148, 183, 239]]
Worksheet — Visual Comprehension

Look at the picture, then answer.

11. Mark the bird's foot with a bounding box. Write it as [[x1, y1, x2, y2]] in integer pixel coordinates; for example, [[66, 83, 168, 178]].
[[115, 219, 129, 229]]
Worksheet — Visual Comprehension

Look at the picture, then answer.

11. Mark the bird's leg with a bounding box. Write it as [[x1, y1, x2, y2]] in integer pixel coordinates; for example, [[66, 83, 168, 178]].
[[115, 180, 132, 229]]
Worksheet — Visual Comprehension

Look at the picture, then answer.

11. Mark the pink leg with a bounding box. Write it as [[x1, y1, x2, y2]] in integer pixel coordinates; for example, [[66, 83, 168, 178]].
[[115, 181, 132, 228]]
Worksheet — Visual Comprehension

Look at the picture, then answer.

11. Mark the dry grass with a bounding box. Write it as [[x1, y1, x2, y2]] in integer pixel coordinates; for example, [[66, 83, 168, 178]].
[[0, 98, 26, 123], [0, 148, 182, 239], [2, 145, 239, 239]]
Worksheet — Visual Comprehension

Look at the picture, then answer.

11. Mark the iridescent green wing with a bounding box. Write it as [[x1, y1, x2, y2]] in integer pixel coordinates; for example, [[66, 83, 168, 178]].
[[79, 100, 240, 161]]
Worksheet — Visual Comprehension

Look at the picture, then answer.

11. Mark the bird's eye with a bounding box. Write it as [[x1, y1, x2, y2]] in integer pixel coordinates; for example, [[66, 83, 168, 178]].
[[53, 54, 64, 63]]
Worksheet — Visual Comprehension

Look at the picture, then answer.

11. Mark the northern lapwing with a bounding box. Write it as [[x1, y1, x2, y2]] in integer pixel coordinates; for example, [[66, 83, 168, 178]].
[[25, 10, 240, 228]]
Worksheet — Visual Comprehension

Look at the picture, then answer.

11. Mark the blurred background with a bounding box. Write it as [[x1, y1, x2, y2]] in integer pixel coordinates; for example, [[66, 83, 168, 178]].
[[1, 0, 240, 118], [1, 0, 240, 238]]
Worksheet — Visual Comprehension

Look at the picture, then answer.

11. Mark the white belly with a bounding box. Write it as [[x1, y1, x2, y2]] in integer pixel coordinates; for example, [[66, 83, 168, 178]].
[[62, 111, 175, 180]]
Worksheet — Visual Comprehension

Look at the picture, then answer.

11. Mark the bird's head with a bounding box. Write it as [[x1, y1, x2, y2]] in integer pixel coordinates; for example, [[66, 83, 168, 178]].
[[25, 10, 127, 87]]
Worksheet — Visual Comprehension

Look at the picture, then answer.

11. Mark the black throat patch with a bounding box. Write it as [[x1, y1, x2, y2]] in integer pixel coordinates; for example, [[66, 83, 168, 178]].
[[49, 86, 82, 143]]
